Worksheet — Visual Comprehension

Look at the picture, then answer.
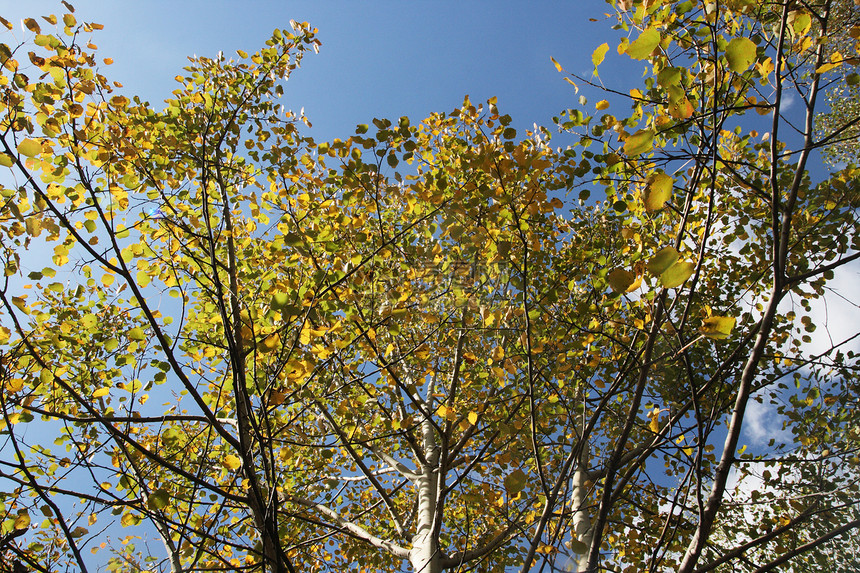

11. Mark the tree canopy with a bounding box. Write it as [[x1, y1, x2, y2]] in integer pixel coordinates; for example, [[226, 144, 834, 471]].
[[0, 1, 858, 573]]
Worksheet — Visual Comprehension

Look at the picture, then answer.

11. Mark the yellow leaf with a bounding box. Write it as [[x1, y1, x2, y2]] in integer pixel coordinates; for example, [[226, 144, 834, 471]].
[[223, 454, 242, 470], [11, 296, 28, 314], [93, 387, 110, 399], [644, 173, 673, 211], [6, 378, 24, 393], [816, 62, 838, 74], [592, 43, 610, 67], [259, 333, 280, 353], [667, 86, 693, 119], [300, 322, 312, 345], [491, 346, 505, 362], [660, 261, 695, 288], [17, 139, 42, 158], [623, 129, 654, 156], [468, 411, 478, 425], [596, 99, 610, 110], [700, 315, 736, 340], [13, 510, 30, 530]]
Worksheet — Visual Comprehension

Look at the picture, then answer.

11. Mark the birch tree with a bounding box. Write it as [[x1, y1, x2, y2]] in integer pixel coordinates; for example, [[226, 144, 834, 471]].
[[0, 1, 858, 573]]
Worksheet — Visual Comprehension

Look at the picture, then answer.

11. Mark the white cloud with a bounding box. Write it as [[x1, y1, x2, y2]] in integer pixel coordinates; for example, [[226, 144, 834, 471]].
[[743, 395, 793, 448]]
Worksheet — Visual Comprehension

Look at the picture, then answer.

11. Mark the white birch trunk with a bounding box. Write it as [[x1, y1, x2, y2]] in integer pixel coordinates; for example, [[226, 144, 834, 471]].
[[410, 377, 442, 573], [570, 441, 592, 573], [410, 464, 441, 573]]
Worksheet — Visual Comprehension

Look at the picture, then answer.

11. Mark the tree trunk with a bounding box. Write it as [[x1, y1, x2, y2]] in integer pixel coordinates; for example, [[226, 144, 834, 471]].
[[409, 466, 442, 573], [571, 442, 592, 573], [410, 377, 443, 573]]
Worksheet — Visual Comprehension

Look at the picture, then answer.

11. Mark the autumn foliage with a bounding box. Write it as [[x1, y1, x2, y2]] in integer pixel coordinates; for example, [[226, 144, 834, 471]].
[[0, 1, 858, 573]]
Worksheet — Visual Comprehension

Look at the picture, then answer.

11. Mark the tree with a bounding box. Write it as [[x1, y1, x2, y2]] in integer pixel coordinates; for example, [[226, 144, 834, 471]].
[[815, 0, 860, 166], [0, 1, 858, 573]]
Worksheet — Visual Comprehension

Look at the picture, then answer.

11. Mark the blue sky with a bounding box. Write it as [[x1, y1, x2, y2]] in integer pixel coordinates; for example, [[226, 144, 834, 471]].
[[7, 1, 628, 144], [6, 0, 858, 455], [6, 0, 858, 458], [4, 3, 858, 569]]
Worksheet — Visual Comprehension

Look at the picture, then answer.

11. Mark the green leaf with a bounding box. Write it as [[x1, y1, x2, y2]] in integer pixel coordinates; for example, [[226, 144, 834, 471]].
[[17, 139, 42, 158], [644, 173, 673, 211], [647, 246, 680, 275], [136, 270, 151, 288], [626, 27, 660, 60], [128, 327, 146, 341], [657, 67, 682, 88], [568, 538, 589, 554], [725, 37, 757, 73], [791, 12, 811, 36], [700, 316, 736, 340], [624, 129, 654, 156], [608, 268, 636, 293], [39, 368, 54, 385], [660, 261, 695, 288], [284, 232, 303, 247], [147, 488, 170, 510], [81, 313, 97, 330], [592, 43, 609, 67], [271, 292, 290, 310], [504, 468, 527, 494]]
